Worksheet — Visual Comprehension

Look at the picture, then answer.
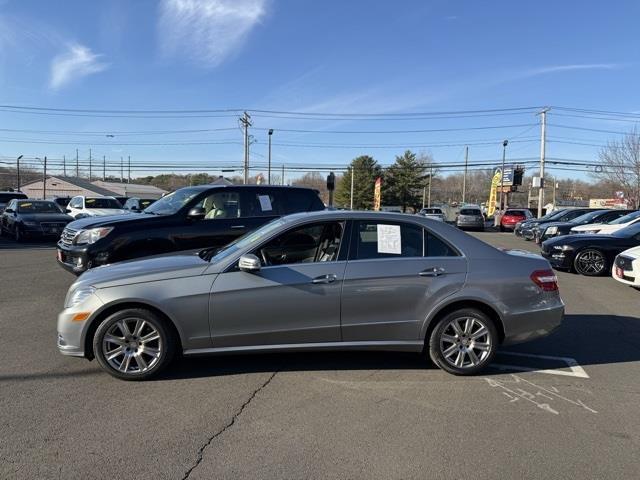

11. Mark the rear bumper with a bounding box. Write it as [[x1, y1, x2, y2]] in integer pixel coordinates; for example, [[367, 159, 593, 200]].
[[503, 302, 564, 345]]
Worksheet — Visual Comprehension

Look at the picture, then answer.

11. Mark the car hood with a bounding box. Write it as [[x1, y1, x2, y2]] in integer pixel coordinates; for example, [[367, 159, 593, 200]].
[[67, 212, 164, 230], [571, 223, 605, 232], [18, 213, 73, 222], [543, 233, 617, 248], [78, 251, 210, 288]]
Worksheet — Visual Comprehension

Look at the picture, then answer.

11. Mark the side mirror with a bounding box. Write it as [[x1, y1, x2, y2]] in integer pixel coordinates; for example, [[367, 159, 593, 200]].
[[238, 254, 261, 273], [187, 207, 206, 220], [4, 208, 13, 213]]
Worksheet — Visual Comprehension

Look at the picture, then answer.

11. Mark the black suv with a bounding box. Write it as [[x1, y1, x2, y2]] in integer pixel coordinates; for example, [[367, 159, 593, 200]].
[[57, 184, 325, 274]]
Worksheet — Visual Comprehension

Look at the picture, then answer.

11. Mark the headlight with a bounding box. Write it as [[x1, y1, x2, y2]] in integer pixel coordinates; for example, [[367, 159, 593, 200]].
[[74, 227, 113, 245], [552, 245, 574, 251], [22, 221, 38, 226], [546, 226, 558, 235], [65, 286, 95, 308]]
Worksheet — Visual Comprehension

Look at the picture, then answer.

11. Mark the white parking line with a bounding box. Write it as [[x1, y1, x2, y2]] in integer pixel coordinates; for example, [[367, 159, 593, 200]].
[[492, 351, 589, 378]]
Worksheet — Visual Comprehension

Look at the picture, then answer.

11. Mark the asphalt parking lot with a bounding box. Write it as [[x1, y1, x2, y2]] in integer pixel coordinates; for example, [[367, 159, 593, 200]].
[[1, 231, 639, 480]]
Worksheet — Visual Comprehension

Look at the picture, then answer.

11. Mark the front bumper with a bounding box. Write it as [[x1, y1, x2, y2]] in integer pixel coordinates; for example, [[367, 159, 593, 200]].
[[57, 292, 105, 358], [56, 242, 110, 274], [540, 248, 573, 269]]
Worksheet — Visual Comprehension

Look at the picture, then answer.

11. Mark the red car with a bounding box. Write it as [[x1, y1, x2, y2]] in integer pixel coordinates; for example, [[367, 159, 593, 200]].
[[500, 208, 533, 232]]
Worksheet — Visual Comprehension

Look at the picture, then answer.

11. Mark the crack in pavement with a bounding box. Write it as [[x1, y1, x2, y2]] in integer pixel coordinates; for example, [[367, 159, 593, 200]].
[[180, 371, 278, 480]]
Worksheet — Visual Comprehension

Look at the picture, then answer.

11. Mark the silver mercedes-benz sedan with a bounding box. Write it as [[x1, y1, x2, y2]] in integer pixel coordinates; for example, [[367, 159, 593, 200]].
[[57, 211, 564, 380]]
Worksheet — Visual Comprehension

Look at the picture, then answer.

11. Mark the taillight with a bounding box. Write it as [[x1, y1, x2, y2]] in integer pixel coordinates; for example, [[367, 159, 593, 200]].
[[530, 269, 558, 292]]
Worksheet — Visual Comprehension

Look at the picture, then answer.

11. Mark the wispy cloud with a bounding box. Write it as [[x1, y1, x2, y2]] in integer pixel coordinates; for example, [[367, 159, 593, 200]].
[[49, 43, 108, 90], [158, 0, 267, 67], [517, 63, 624, 79]]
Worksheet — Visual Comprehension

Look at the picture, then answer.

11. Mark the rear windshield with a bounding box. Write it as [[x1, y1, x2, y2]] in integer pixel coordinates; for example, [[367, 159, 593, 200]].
[[505, 210, 526, 216], [16, 201, 61, 214], [460, 209, 481, 215], [84, 198, 122, 209], [422, 208, 443, 214], [0, 193, 28, 203]]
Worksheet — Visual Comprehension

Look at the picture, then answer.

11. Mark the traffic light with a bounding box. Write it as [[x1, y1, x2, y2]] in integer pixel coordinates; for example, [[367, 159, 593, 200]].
[[326, 172, 335, 191], [512, 167, 524, 186]]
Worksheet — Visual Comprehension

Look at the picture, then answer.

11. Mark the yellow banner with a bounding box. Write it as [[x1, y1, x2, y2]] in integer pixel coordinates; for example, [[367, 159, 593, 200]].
[[487, 170, 502, 217], [373, 177, 382, 211]]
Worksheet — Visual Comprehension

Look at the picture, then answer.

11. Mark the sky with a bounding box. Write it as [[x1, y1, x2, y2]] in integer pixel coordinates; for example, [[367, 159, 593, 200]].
[[0, 0, 639, 182]]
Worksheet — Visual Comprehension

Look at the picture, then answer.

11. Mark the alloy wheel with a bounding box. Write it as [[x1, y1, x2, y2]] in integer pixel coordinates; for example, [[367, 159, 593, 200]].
[[101, 318, 162, 374], [575, 249, 605, 276], [439, 316, 492, 369]]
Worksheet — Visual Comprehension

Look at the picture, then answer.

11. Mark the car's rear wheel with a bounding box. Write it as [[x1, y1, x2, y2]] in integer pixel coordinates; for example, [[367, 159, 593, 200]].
[[93, 308, 176, 381], [573, 248, 607, 276], [428, 308, 498, 375]]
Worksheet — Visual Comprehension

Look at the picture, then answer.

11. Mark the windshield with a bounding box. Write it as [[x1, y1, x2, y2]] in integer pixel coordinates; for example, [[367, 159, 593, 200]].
[[85, 198, 122, 209], [422, 209, 442, 214], [144, 188, 201, 215], [613, 221, 640, 239], [16, 201, 61, 214], [206, 217, 287, 263], [570, 210, 607, 224], [609, 210, 640, 225]]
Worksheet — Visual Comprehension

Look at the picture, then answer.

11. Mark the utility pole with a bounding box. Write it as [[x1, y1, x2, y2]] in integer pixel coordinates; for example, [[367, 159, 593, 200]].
[[462, 145, 469, 204], [75, 149, 79, 177], [537, 107, 549, 217], [422, 186, 426, 209], [350, 167, 355, 210], [89, 148, 92, 181], [499, 140, 509, 212], [103, 155, 106, 181], [42, 156, 47, 199], [120, 156, 124, 183], [240, 112, 252, 184], [552, 176, 557, 207], [16, 155, 23, 191], [63, 155, 66, 177], [128, 155, 131, 183], [281, 164, 285, 185], [268, 129, 273, 184], [428, 165, 433, 208]]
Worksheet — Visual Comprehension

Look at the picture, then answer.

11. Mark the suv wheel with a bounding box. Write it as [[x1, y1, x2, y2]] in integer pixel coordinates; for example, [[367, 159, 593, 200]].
[[428, 308, 498, 375], [93, 308, 176, 381]]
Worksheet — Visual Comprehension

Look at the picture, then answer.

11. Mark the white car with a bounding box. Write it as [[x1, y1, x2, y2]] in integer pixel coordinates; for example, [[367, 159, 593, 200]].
[[612, 246, 640, 289], [570, 210, 640, 235], [419, 207, 446, 221], [66, 196, 128, 219]]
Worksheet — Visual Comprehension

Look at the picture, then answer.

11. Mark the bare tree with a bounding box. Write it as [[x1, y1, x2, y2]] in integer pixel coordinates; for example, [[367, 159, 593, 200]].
[[596, 129, 640, 208]]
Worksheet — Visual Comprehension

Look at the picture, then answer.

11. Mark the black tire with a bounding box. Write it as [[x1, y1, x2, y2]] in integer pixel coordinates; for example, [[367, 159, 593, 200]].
[[428, 308, 498, 375], [93, 308, 177, 381], [573, 248, 608, 276], [14, 225, 22, 242]]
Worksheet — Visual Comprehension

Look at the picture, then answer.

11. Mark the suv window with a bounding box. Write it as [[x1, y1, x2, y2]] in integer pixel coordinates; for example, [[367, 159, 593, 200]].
[[283, 189, 324, 214], [256, 221, 344, 266], [355, 221, 423, 259], [244, 190, 281, 217], [197, 191, 241, 220]]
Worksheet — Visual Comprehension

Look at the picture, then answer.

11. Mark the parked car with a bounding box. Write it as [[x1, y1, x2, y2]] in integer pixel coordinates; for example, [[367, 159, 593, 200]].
[[419, 207, 445, 221], [514, 209, 567, 237], [569, 210, 640, 235], [541, 222, 640, 276], [523, 208, 599, 240], [456, 206, 484, 231], [57, 210, 563, 380], [113, 197, 129, 208], [0, 191, 28, 214], [535, 209, 634, 244], [53, 197, 72, 210], [123, 197, 157, 212], [500, 208, 533, 232], [0, 199, 73, 241], [612, 246, 640, 289], [56, 185, 325, 274], [65, 196, 128, 220]]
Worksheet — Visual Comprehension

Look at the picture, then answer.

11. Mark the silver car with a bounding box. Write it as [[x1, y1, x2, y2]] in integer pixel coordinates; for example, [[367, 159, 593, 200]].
[[57, 211, 564, 380], [456, 206, 485, 231]]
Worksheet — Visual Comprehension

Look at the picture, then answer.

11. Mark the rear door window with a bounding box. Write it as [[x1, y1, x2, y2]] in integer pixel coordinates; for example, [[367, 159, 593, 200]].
[[243, 189, 282, 217], [354, 221, 423, 260], [283, 189, 324, 214]]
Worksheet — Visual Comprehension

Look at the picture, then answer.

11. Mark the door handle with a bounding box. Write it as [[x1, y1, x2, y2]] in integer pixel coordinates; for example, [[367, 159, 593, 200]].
[[419, 267, 446, 277], [312, 274, 337, 284], [230, 225, 246, 229]]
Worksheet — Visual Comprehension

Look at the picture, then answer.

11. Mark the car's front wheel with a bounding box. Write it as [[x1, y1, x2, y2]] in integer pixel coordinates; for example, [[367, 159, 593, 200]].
[[428, 308, 498, 375], [573, 248, 607, 276], [93, 308, 176, 381]]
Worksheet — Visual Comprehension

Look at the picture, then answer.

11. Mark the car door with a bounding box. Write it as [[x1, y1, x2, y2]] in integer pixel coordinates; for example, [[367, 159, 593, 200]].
[[341, 220, 467, 342], [209, 220, 347, 347]]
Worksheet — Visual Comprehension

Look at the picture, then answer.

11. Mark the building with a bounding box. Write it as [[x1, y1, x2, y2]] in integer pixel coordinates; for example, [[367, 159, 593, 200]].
[[20, 176, 168, 200]]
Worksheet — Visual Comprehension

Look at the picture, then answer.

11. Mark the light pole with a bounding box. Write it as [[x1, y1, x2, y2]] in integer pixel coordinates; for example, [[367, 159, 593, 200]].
[[36, 156, 47, 199], [499, 140, 508, 212], [267, 129, 273, 184], [350, 167, 355, 210], [16, 155, 23, 191]]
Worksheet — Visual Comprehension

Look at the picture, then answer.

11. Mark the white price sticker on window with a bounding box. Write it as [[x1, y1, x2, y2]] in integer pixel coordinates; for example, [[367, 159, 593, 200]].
[[377, 224, 401, 254], [258, 195, 273, 211]]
